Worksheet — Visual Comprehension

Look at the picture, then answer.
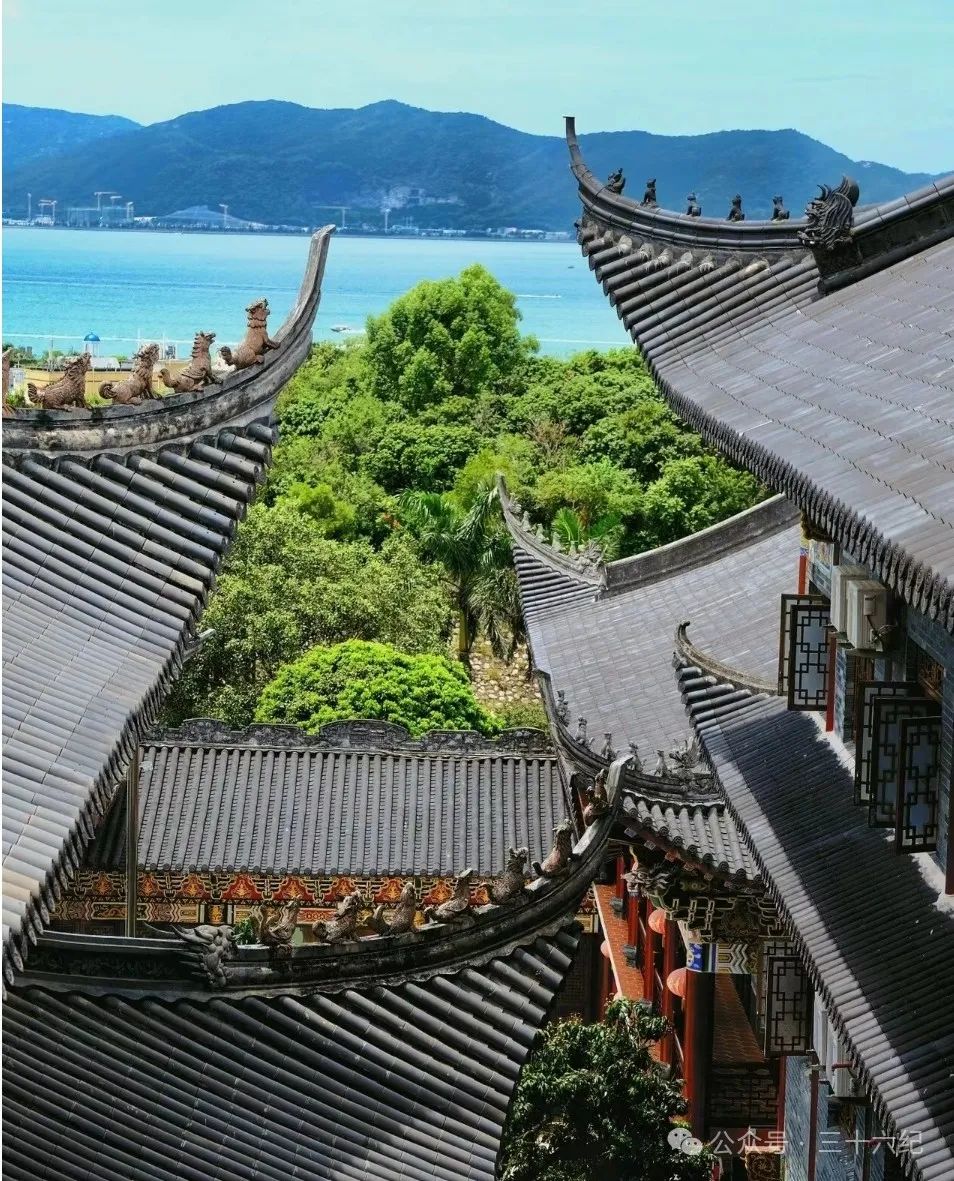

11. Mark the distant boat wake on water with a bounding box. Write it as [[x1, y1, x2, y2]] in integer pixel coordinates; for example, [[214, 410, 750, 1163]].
[[3, 228, 625, 359]]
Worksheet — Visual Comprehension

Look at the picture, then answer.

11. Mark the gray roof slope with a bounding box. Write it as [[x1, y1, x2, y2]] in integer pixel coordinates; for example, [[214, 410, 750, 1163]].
[[518, 511, 797, 756], [1, 229, 333, 961], [690, 693, 954, 1181], [622, 794, 757, 879], [85, 722, 567, 877], [3, 927, 580, 1181], [567, 119, 954, 632]]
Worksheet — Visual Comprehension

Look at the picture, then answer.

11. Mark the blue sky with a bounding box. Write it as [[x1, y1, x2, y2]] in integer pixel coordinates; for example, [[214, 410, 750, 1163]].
[[3, 0, 952, 172]]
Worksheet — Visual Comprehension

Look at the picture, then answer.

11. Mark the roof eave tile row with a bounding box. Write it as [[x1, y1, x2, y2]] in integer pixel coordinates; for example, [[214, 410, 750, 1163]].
[[676, 672, 954, 1181]]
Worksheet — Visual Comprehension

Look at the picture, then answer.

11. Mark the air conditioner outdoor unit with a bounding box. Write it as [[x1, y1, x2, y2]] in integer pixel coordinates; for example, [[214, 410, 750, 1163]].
[[845, 581, 888, 650], [830, 563, 868, 633]]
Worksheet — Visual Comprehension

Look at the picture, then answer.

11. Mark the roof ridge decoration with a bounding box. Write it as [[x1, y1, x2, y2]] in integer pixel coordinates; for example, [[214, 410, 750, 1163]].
[[536, 670, 720, 803], [498, 476, 607, 587], [149, 717, 555, 755], [3, 226, 334, 455], [2, 229, 334, 970], [565, 116, 809, 256], [798, 175, 860, 252]]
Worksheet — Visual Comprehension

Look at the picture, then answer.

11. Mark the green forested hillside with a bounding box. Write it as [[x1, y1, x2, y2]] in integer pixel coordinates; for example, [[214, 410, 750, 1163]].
[[4, 99, 943, 228], [2, 103, 140, 167]]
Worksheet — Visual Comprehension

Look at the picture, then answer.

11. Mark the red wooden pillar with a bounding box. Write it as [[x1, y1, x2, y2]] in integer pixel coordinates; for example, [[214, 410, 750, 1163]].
[[660, 918, 679, 1065], [626, 889, 639, 949], [683, 967, 715, 1141], [643, 902, 656, 1001], [614, 854, 626, 903]]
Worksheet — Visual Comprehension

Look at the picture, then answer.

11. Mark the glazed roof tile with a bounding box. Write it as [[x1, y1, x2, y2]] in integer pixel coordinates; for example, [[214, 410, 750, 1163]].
[[567, 119, 954, 631], [685, 689, 954, 1181], [508, 494, 797, 756], [1, 229, 333, 961], [622, 794, 757, 879], [85, 722, 567, 877], [3, 926, 580, 1181]]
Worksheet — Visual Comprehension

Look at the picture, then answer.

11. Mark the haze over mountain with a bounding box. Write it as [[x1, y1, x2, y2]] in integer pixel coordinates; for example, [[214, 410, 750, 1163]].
[[3, 100, 946, 230], [3, 104, 141, 168]]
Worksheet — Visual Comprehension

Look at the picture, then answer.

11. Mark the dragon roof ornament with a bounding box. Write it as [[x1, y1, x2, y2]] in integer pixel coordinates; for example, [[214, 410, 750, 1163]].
[[797, 176, 860, 252]]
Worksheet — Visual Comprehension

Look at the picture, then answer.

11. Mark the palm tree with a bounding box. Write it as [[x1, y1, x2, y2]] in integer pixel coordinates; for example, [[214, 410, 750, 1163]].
[[551, 506, 623, 559], [399, 484, 523, 665]]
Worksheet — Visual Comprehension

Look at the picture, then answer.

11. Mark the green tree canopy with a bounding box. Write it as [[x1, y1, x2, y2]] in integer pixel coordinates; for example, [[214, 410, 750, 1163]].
[[164, 503, 451, 725], [637, 455, 763, 551], [364, 264, 536, 411], [255, 640, 498, 736], [501, 999, 713, 1181]]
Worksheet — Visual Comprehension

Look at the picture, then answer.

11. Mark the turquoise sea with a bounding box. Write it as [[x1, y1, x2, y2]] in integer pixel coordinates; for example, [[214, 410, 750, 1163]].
[[1, 228, 629, 359]]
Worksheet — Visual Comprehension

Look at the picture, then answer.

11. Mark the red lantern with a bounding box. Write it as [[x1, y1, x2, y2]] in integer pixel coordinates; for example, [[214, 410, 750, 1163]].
[[600, 940, 612, 960], [648, 908, 668, 935], [667, 967, 688, 998]]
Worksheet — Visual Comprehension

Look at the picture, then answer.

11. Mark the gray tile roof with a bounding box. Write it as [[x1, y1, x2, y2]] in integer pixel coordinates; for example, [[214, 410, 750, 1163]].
[[85, 722, 567, 877], [514, 504, 798, 757], [566, 118, 954, 632], [2, 926, 580, 1181], [688, 691, 954, 1181], [622, 794, 757, 879], [1, 230, 333, 963]]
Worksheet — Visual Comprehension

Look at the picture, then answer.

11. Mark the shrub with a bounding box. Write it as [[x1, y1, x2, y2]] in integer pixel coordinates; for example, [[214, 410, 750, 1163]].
[[255, 640, 499, 736]]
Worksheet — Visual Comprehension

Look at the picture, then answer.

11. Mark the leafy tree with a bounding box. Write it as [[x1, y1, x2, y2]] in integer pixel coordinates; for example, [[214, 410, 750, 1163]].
[[530, 462, 642, 531], [501, 998, 713, 1181], [364, 420, 481, 493], [364, 265, 536, 412], [164, 503, 451, 725], [636, 455, 763, 550], [254, 640, 498, 736], [399, 485, 522, 662], [580, 400, 702, 483]]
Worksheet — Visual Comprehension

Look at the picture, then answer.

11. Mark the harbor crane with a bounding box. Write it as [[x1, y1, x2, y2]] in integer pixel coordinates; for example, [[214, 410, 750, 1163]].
[[94, 191, 116, 211], [38, 198, 57, 225], [219, 203, 229, 230], [315, 205, 352, 229]]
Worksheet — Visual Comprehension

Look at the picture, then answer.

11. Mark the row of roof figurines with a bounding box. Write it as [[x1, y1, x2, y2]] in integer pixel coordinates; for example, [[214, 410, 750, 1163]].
[[1, 295, 278, 414], [601, 170, 861, 245], [606, 173, 791, 221], [177, 775, 613, 988]]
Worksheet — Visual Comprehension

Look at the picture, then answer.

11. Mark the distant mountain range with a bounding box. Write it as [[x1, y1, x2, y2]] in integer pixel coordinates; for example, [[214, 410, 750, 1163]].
[[3, 100, 947, 230]]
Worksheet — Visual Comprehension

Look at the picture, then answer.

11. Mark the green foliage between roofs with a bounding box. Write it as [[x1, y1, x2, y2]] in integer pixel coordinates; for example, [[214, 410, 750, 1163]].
[[254, 640, 498, 737], [163, 503, 452, 726], [500, 998, 714, 1181], [165, 265, 762, 729]]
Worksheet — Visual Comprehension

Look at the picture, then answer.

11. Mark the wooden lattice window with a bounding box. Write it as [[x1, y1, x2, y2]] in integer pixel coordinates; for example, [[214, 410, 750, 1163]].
[[896, 716, 942, 852], [869, 696, 940, 828], [778, 595, 830, 709], [762, 945, 812, 1055], [854, 682, 919, 805]]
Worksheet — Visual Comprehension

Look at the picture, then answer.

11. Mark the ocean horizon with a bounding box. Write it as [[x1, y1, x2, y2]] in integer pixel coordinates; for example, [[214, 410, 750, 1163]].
[[2, 227, 629, 360]]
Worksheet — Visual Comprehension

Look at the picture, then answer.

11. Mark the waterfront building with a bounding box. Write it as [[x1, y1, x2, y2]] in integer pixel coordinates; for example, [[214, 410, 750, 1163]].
[[499, 121, 954, 1180], [1, 226, 613, 1179]]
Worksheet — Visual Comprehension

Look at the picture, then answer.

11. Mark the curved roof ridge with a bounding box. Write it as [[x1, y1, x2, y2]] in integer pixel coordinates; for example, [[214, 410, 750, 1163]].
[[498, 476, 605, 588], [673, 621, 779, 697], [566, 117, 808, 252], [603, 494, 797, 594], [149, 717, 555, 756], [3, 226, 334, 455]]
